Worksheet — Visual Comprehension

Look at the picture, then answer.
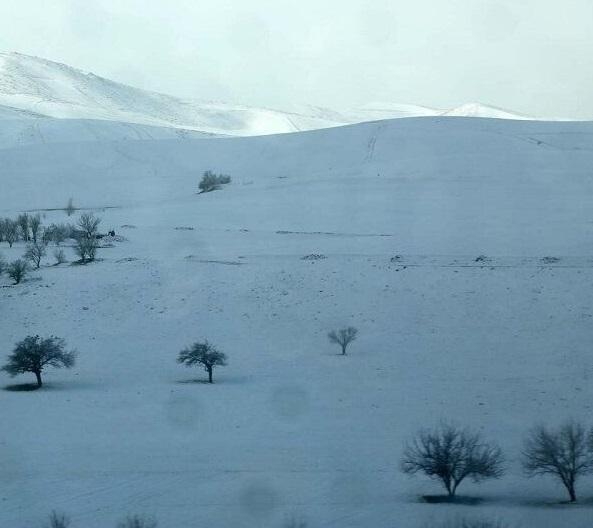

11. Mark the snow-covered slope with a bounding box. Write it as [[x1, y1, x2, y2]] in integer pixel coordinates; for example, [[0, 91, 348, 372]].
[[0, 117, 216, 150], [0, 52, 540, 142], [0, 52, 348, 136], [1, 115, 593, 528]]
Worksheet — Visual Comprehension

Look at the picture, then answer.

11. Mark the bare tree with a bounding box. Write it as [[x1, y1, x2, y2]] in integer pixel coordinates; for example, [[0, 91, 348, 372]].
[[46, 511, 71, 528], [24, 240, 47, 269], [116, 514, 158, 528], [1, 335, 76, 388], [522, 421, 593, 502], [29, 213, 42, 243], [177, 341, 227, 383], [77, 213, 101, 239], [7, 259, 28, 284], [74, 236, 99, 263], [3, 219, 19, 247], [401, 424, 505, 497], [328, 327, 358, 355], [0, 252, 5, 276], [17, 213, 30, 242]]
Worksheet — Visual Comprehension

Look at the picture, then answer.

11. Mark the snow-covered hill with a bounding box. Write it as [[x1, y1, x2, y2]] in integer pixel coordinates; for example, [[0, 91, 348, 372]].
[[0, 52, 536, 143], [442, 102, 532, 120], [1, 104, 593, 527], [0, 52, 349, 136]]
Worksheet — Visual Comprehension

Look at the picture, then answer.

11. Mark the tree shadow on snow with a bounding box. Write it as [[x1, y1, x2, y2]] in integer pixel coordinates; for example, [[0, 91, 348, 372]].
[[4, 380, 100, 392], [176, 375, 250, 386], [517, 496, 593, 508], [3, 382, 41, 392], [421, 495, 484, 506], [177, 378, 213, 385]]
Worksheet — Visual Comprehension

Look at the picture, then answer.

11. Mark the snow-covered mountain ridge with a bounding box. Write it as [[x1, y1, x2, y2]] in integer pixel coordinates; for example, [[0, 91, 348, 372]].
[[0, 51, 547, 141]]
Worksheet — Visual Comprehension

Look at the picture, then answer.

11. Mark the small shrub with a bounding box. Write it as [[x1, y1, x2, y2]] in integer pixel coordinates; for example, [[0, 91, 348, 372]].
[[7, 259, 28, 284], [53, 248, 67, 265], [116, 514, 158, 528], [46, 511, 71, 528], [45, 223, 70, 245], [177, 341, 227, 383], [284, 516, 308, 528], [74, 237, 99, 263], [198, 170, 231, 193], [541, 256, 561, 264], [328, 327, 358, 355]]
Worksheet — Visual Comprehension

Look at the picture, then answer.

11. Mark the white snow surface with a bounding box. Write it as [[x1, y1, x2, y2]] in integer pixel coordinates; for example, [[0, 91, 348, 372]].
[[1, 116, 593, 528], [0, 51, 544, 144]]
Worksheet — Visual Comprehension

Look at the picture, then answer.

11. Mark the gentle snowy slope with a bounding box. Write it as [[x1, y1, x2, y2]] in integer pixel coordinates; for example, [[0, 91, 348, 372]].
[[0, 118, 215, 150], [1, 117, 593, 528]]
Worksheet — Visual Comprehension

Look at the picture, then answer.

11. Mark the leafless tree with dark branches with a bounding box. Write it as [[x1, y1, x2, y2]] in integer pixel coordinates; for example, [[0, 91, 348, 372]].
[[77, 212, 101, 239], [24, 240, 47, 269], [401, 423, 505, 497], [328, 327, 358, 355], [522, 420, 593, 502]]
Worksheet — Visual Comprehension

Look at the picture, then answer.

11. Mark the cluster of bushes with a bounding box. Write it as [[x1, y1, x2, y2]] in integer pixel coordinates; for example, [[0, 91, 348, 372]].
[[0, 212, 103, 283], [401, 422, 593, 502], [198, 170, 231, 193]]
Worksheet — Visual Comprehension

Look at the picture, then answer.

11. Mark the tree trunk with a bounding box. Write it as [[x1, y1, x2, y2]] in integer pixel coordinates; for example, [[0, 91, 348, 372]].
[[567, 483, 577, 502], [443, 478, 454, 497], [34, 371, 42, 388], [341, 344, 347, 355], [207, 367, 213, 384]]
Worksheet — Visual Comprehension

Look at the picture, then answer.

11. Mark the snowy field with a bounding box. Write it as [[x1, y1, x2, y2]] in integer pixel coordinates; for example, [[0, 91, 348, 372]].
[[1, 117, 593, 527]]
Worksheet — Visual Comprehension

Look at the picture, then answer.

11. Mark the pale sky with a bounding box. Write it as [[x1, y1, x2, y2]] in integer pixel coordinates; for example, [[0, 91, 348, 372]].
[[1, 0, 592, 118]]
